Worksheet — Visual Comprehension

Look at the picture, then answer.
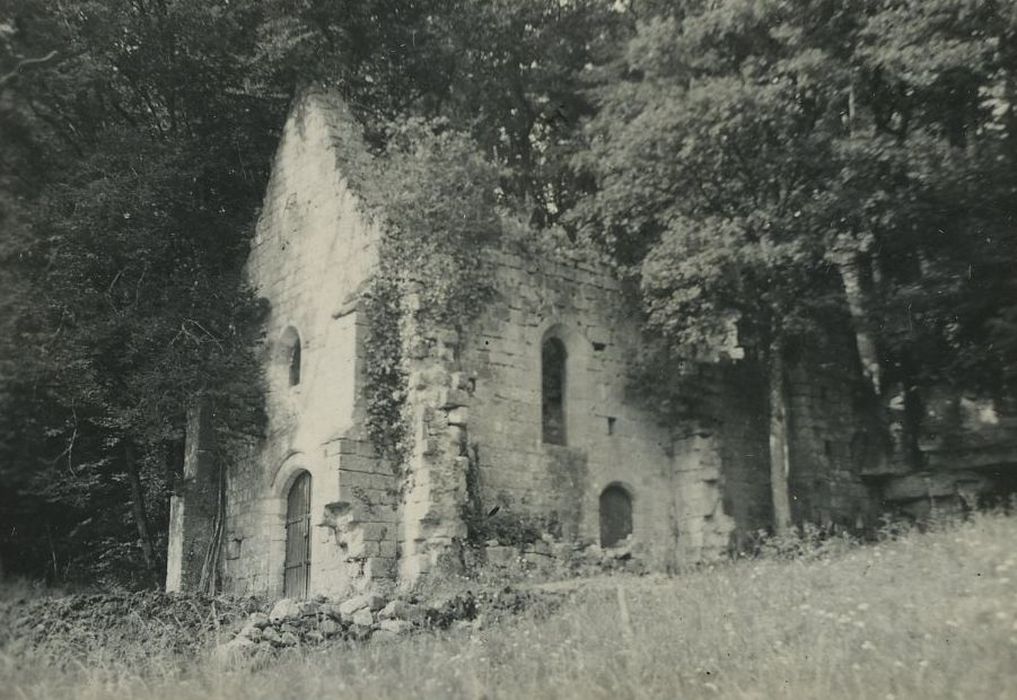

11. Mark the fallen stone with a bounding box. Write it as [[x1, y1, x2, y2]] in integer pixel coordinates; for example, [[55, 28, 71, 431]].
[[269, 598, 301, 623], [278, 631, 299, 647], [298, 600, 321, 617], [365, 592, 387, 611], [352, 608, 374, 627], [338, 595, 370, 618], [261, 626, 282, 646], [319, 619, 340, 637], [279, 622, 299, 635], [378, 619, 412, 635], [238, 623, 263, 642], [304, 630, 324, 644], [378, 599, 414, 620], [378, 598, 425, 622], [248, 612, 271, 628], [372, 630, 397, 643], [321, 603, 343, 620]]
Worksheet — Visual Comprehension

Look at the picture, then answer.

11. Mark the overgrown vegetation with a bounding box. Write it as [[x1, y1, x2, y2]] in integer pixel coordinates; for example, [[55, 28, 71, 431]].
[[464, 509, 554, 547], [0, 589, 263, 672], [3, 512, 1015, 699], [4, 0, 1017, 586], [355, 119, 504, 468], [0, 0, 608, 585]]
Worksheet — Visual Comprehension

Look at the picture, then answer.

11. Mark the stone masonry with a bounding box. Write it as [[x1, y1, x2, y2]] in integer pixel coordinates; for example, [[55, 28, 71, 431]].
[[165, 91, 1017, 597]]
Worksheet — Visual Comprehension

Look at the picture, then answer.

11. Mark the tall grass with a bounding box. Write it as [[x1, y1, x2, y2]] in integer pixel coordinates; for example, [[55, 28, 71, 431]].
[[3, 513, 1016, 699]]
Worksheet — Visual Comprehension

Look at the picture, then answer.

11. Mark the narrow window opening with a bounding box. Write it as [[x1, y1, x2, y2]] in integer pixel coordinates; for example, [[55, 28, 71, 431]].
[[592, 341, 606, 352], [600, 484, 633, 548], [280, 326, 301, 387], [542, 337, 567, 445], [607, 416, 617, 435], [289, 341, 301, 386]]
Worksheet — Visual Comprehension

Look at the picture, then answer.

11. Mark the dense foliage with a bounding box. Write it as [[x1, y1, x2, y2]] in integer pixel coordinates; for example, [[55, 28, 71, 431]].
[[2, 0, 1016, 584], [357, 121, 503, 469], [0, 0, 285, 586], [574, 0, 1017, 482]]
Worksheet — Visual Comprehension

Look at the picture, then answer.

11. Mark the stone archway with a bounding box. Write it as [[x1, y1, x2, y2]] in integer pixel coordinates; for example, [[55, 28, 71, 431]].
[[599, 483, 633, 548]]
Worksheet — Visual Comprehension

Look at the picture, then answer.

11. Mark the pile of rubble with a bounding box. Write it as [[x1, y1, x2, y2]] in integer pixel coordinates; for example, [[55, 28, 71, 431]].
[[215, 585, 562, 662], [214, 590, 480, 661]]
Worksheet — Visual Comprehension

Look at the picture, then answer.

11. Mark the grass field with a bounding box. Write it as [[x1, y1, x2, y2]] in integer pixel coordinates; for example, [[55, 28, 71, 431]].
[[3, 513, 1016, 700]]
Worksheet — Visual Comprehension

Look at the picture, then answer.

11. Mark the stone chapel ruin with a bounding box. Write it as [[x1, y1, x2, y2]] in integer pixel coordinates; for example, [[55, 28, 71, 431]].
[[166, 92, 1017, 599]]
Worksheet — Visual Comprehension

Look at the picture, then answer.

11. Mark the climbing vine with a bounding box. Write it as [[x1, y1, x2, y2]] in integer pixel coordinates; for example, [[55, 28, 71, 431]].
[[350, 117, 504, 468]]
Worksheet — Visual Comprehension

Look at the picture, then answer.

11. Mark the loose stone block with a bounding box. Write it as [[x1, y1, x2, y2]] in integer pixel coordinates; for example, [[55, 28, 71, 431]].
[[351, 608, 374, 628]]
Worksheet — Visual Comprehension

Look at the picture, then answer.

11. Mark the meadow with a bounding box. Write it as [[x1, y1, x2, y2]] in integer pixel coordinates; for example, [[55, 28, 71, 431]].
[[2, 513, 1015, 700]]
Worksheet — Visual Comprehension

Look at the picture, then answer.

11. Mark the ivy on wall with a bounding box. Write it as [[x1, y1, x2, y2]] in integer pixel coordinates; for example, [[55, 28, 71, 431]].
[[343, 115, 504, 469]]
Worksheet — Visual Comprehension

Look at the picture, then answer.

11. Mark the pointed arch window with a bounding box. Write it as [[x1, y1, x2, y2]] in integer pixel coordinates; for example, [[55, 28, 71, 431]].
[[542, 336, 567, 445]]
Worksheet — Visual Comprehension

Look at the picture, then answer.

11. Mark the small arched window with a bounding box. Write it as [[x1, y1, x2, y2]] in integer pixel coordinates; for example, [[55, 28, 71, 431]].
[[280, 326, 301, 387], [542, 336, 567, 445], [600, 484, 633, 548]]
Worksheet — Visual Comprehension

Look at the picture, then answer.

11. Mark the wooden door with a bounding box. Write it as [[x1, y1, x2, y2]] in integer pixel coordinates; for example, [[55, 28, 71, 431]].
[[284, 471, 311, 598]]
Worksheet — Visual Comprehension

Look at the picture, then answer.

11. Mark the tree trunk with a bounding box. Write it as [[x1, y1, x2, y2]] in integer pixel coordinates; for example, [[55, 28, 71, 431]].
[[125, 440, 158, 579], [899, 355, 926, 472], [835, 251, 882, 397], [767, 335, 793, 535]]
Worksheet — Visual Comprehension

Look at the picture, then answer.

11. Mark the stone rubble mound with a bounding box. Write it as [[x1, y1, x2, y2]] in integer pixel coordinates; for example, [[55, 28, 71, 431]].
[[214, 585, 559, 663]]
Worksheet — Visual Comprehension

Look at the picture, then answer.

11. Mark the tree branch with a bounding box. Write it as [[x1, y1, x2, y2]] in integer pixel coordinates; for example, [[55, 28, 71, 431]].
[[0, 50, 60, 88]]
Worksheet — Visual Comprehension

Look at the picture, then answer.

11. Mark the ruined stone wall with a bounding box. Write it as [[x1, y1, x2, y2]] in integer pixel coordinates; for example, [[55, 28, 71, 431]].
[[709, 362, 774, 547], [216, 93, 1017, 598], [222, 93, 397, 598], [391, 249, 743, 574], [882, 390, 1017, 520]]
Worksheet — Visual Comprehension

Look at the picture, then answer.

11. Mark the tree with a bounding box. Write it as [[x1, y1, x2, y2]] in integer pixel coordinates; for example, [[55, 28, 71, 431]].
[[0, 0, 621, 585], [574, 0, 1017, 532], [572, 1, 860, 533], [0, 0, 277, 585], [838, 0, 1017, 453]]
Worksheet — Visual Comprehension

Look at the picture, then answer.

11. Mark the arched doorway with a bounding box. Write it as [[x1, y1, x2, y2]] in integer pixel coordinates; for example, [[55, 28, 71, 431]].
[[284, 471, 311, 597], [599, 484, 633, 548]]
